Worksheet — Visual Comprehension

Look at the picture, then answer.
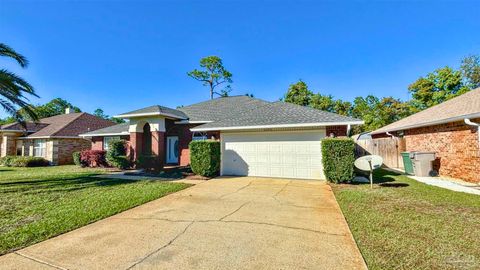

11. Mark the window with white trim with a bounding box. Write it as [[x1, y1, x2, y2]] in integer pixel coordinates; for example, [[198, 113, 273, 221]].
[[192, 135, 208, 141], [103, 136, 121, 151], [192, 132, 208, 141], [33, 139, 46, 157]]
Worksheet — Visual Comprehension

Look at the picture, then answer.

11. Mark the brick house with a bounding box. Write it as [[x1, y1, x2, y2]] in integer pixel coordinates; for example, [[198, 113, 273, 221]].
[[371, 87, 480, 183], [81, 96, 362, 180], [0, 110, 116, 165]]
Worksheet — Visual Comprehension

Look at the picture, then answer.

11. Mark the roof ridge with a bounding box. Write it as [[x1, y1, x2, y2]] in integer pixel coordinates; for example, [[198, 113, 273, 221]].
[[273, 101, 361, 121], [180, 95, 264, 109]]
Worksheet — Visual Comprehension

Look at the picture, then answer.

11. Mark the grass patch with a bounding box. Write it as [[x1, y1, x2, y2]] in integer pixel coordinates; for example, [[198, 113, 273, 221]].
[[0, 165, 191, 255], [332, 169, 480, 270]]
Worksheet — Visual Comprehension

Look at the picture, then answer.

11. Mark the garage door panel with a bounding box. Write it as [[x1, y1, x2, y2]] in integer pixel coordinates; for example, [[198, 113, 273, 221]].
[[221, 131, 326, 180]]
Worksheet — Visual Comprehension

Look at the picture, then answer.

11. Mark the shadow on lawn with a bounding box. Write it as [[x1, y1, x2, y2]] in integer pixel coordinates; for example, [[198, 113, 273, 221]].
[[352, 169, 407, 186], [0, 176, 137, 194]]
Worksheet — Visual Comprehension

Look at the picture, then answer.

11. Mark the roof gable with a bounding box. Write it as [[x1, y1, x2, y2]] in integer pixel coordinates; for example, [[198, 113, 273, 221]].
[[116, 105, 188, 119]]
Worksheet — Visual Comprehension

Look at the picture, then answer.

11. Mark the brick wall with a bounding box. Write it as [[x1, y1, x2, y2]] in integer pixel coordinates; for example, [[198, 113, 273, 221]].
[[165, 120, 219, 166], [403, 119, 480, 183], [91, 135, 130, 151], [55, 138, 91, 165], [326, 125, 348, 137]]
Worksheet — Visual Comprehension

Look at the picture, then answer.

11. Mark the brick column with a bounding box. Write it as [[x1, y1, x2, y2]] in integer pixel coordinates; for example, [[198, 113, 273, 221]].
[[129, 132, 143, 161], [151, 131, 165, 169], [1, 135, 17, 157]]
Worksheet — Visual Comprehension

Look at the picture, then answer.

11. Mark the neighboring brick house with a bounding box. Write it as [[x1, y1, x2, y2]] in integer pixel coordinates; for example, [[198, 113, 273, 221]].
[[371, 87, 480, 183], [81, 96, 362, 180], [0, 110, 116, 165]]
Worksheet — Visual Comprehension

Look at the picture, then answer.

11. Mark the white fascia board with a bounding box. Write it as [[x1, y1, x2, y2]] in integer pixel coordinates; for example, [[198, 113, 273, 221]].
[[174, 120, 213, 124], [114, 112, 186, 120], [371, 112, 480, 135], [190, 121, 364, 132], [17, 136, 82, 139], [79, 132, 129, 137]]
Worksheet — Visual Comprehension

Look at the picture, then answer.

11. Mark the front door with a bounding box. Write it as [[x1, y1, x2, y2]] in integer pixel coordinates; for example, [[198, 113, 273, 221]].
[[166, 136, 179, 164]]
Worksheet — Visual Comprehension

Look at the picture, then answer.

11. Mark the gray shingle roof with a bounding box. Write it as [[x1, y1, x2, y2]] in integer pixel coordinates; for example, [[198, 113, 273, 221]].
[[190, 97, 362, 131], [117, 105, 188, 119], [178, 96, 270, 122], [80, 122, 130, 136], [104, 95, 362, 134], [372, 87, 480, 134]]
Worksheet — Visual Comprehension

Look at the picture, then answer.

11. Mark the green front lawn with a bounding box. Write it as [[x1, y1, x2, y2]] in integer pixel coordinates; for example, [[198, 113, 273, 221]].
[[332, 170, 480, 270], [0, 165, 191, 255]]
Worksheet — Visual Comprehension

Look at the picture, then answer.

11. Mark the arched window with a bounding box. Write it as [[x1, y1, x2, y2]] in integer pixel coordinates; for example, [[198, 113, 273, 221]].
[[142, 123, 152, 155]]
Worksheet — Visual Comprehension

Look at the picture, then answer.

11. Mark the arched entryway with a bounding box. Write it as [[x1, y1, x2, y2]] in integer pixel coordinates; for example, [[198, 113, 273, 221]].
[[142, 123, 152, 155]]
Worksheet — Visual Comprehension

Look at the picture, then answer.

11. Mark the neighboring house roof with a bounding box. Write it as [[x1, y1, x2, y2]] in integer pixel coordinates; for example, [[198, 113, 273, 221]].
[[0, 113, 117, 138], [115, 105, 188, 119], [190, 99, 363, 131], [80, 122, 130, 137], [372, 87, 480, 135]]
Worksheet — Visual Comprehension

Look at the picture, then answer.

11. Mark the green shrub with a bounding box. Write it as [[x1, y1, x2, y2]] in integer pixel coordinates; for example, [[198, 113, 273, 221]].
[[136, 154, 159, 171], [10, 156, 49, 167], [107, 139, 126, 158], [106, 139, 130, 169], [321, 138, 355, 183], [109, 156, 130, 169], [72, 151, 82, 166], [0, 156, 17, 167], [189, 140, 220, 177]]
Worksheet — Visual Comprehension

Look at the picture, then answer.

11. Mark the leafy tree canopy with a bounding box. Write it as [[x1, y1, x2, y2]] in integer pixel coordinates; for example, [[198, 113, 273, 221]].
[[18, 98, 81, 120], [408, 66, 469, 110], [460, 54, 480, 89], [93, 108, 125, 124], [187, 56, 233, 99], [283, 54, 479, 134]]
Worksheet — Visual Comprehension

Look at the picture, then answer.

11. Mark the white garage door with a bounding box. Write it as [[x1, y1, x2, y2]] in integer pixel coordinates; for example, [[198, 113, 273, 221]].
[[221, 130, 325, 180]]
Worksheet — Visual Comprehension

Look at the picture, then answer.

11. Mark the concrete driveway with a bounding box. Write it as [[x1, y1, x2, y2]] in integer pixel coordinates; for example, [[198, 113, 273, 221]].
[[1, 177, 366, 270]]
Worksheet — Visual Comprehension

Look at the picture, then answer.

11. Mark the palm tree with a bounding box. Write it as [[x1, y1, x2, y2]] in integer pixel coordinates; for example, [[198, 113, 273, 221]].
[[0, 43, 38, 125]]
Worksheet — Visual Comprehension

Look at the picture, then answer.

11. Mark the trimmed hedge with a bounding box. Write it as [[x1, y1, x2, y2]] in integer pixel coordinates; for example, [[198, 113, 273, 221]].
[[80, 150, 107, 167], [106, 139, 130, 169], [136, 155, 159, 171], [0, 156, 49, 167], [321, 138, 355, 183], [189, 140, 220, 177], [72, 151, 82, 166]]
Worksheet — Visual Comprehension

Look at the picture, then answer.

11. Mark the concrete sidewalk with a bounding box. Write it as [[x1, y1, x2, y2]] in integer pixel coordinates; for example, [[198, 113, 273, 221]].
[[0, 177, 366, 270]]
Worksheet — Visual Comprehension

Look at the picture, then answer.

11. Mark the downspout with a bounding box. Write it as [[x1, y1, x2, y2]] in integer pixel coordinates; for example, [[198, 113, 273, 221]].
[[464, 118, 480, 145], [386, 131, 395, 139], [347, 124, 351, 137]]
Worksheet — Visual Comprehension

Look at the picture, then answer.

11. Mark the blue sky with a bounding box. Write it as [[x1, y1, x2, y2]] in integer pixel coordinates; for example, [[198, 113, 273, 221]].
[[1, 0, 479, 117]]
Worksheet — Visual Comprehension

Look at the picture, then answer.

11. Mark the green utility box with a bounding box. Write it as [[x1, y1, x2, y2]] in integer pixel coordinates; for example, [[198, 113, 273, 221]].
[[401, 152, 414, 175]]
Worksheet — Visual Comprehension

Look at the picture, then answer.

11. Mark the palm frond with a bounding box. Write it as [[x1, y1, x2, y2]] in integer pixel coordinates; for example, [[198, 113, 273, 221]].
[[0, 69, 36, 97], [0, 43, 28, 68]]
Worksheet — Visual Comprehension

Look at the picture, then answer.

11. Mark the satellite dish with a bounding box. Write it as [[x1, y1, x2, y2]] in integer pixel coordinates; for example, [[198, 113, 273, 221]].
[[354, 155, 383, 188]]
